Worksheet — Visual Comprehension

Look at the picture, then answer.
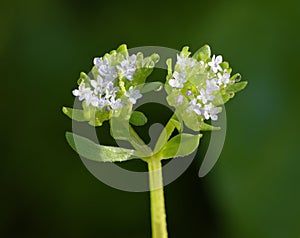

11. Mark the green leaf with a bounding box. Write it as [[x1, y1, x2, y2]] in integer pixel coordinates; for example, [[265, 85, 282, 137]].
[[170, 118, 182, 132], [116, 44, 129, 57], [62, 107, 87, 122], [164, 58, 174, 95], [212, 81, 247, 106], [81, 102, 111, 127], [180, 46, 191, 57], [132, 53, 160, 86], [226, 81, 248, 93], [188, 73, 208, 87], [180, 109, 202, 131], [110, 104, 132, 140], [166, 58, 172, 77], [192, 44, 211, 61], [199, 122, 221, 131], [77, 72, 89, 85], [66, 132, 141, 162], [149, 53, 160, 65], [220, 61, 229, 70], [130, 111, 148, 126], [230, 73, 242, 82], [158, 133, 201, 159], [153, 115, 182, 154], [89, 109, 111, 127], [133, 67, 152, 86], [140, 82, 163, 94]]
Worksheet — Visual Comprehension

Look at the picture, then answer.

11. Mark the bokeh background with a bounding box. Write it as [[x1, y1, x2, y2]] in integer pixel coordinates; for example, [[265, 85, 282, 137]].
[[1, 0, 300, 237]]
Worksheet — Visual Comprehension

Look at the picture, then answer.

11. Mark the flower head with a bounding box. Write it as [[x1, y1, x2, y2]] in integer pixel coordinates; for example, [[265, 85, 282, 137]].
[[165, 45, 246, 131], [71, 44, 159, 126]]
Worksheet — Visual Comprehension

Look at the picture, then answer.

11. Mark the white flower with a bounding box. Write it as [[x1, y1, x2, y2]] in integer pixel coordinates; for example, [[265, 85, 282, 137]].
[[94, 57, 117, 80], [203, 103, 220, 121], [188, 99, 203, 115], [217, 73, 231, 87], [176, 95, 184, 104], [90, 76, 107, 95], [85, 94, 100, 107], [104, 82, 119, 99], [98, 98, 109, 109], [208, 55, 223, 73], [199, 60, 205, 67], [117, 55, 137, 81], [197, 89, 215, 104], [206, 78, 220, 94], [169, 71, 187, 88], [93, 57, 103, 65], [109, 98, 123, 110], [176, 54, 196, 70], [125, 86, 142, 104], [72, 84, 93, 101]]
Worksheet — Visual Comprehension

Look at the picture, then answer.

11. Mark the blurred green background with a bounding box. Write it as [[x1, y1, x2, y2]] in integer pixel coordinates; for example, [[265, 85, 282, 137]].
[[1, 0, 300, 237]]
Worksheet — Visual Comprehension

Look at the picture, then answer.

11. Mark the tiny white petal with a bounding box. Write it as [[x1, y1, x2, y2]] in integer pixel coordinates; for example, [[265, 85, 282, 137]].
[[215, 55, 223, 64], [188, 99, 203, 115], [117, 55, 137, 81], [93, 57, 101, 65], [208, 55, 223, 73], [125, 86, 142, 104], [72, 89, 80, 96], [168, 71, 186, 88], [206, 79, 220, 93], [90, 80, 98, 88]]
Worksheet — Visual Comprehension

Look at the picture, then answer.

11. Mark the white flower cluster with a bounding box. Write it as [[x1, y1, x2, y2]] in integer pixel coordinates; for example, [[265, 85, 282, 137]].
[[73, 55, 142, 111], [168, 53, 233, 121]]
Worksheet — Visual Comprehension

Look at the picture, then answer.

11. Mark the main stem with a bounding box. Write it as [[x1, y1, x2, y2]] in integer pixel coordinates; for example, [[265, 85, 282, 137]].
[[148, 157, 168, 238], [128, 115, 177, 238]]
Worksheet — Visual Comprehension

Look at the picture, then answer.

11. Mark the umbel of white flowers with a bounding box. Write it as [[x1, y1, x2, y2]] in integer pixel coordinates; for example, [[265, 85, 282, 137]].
[[165, 44, 244, 132], [68, 45, 160, 126], [68, 44, 246, 129], [73, 54, 142, 110], [168, 53, 230, 121]]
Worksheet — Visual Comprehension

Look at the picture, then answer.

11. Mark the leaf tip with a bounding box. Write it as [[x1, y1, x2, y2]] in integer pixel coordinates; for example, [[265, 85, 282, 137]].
[[62, 106, 68, 114]]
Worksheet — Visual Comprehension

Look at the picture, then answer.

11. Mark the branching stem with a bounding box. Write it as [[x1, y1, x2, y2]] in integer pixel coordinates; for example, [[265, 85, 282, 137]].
[[129, 114, 179, 238]]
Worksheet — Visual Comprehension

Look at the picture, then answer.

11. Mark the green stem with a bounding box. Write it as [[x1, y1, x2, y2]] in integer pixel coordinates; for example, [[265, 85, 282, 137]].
[[148, 157, 168, 238], [153, 114, 177, 153], [128, 114, 178, 238], [128, 125, 152, 156]]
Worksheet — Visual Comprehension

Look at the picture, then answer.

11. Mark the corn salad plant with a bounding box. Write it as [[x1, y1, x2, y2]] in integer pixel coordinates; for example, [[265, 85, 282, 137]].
[[62, 44, 247, 238]]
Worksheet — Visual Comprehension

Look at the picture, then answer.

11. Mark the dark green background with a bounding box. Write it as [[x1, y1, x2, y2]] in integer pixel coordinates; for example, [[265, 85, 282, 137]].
[[1, 0, 299, 237]]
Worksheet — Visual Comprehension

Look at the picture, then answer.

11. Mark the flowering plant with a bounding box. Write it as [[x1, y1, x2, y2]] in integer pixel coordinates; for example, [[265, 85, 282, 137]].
[[62, 44, 247, 238]]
